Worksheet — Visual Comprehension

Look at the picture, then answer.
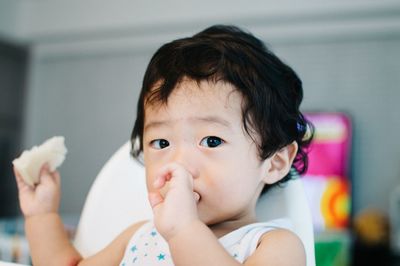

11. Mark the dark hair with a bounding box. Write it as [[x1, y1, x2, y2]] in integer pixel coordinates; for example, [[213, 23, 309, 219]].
[[131, 25, 314, 195]]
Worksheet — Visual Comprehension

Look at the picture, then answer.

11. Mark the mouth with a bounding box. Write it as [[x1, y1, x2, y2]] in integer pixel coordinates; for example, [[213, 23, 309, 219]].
[[193, 191, 201, 203]]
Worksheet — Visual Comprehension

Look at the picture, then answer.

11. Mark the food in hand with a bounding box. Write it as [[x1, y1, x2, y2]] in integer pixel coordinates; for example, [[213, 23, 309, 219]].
[[12, 136, 67, 187]]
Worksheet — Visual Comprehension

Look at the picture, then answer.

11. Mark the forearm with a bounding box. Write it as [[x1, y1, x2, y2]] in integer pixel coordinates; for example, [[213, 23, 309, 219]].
[[25, 213, 82, 266], [167, 220, 241, 266]]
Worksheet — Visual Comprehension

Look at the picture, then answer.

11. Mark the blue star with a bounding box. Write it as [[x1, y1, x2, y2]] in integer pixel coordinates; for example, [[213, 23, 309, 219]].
[[131, 245, 137, 252], [150, 231, 157, 237], [157, 253, 166, 260]]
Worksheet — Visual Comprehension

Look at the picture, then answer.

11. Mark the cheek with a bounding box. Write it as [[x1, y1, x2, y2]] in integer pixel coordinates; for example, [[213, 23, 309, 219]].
[[144, 161, 160, 192], [208, 165, 262, 197], [143, 151, 160, 192], [145, 171, 154, 192], [200, 169, 237, 200]]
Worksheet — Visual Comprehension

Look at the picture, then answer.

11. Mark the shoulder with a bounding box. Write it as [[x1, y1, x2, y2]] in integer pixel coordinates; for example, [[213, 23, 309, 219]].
[[244, 228, 306, 266]]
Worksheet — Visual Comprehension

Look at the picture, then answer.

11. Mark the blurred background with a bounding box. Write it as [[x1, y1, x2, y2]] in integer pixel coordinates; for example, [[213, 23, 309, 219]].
[[0, 0, 400, 265]]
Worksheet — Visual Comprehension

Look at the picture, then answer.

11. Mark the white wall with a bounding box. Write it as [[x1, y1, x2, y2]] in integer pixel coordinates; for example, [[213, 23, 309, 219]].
[[2, 0, 400, 215]]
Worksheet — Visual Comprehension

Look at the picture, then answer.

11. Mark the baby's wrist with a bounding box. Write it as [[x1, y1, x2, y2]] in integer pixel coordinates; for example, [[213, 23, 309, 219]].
[[24, 211, 59, 221], [165, 219, 204, 243]]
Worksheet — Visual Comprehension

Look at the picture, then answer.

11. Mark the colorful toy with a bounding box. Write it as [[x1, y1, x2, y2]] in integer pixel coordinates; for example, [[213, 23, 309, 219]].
[[301, 113, 352, 231]]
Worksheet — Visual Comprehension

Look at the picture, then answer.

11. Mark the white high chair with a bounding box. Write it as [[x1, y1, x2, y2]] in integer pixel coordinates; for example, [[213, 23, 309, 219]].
[[73, 142, 315, 266]]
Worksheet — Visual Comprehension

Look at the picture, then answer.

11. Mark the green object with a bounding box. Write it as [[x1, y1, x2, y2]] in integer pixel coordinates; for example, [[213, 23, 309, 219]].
[[315, 231, 350, 266]]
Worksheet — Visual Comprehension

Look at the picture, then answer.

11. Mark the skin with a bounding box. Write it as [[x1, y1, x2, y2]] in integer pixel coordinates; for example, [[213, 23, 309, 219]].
[[14, 79, 305, 266]]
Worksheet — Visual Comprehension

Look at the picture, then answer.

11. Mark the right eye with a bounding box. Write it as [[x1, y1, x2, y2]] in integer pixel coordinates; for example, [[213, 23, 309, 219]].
[[150, 139, 170, 149]]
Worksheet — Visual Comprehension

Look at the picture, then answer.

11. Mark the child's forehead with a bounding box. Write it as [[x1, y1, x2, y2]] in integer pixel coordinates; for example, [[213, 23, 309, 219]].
[[144, 79, 244, 113], [141, 80, 249, 134]]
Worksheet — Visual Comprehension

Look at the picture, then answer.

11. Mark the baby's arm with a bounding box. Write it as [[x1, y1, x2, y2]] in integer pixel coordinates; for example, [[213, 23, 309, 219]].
[[14, 164, 78, 265], [244, 229, 306, 266], [25, 213, 81, 265], [14, 164, 143, 266]]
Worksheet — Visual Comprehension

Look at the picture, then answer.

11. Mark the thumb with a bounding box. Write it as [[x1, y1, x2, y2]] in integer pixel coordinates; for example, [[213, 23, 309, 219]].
[[39, 163, 54, 184]]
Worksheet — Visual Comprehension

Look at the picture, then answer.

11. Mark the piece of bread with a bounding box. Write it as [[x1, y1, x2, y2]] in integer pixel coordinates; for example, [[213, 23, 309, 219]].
[[12, 136, 67, 187]]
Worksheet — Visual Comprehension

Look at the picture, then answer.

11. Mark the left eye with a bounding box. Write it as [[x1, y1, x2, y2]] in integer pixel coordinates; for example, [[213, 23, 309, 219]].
[[200, 136, 224, 148]]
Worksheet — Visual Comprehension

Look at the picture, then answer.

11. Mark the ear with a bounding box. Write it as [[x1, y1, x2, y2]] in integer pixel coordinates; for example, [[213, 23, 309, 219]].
[[261, 141, 298, 185]]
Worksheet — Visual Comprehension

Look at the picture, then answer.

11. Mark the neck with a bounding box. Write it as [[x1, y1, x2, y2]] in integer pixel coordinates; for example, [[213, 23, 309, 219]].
[[208, 184, 263, 238], [208, 212, 258, 239]]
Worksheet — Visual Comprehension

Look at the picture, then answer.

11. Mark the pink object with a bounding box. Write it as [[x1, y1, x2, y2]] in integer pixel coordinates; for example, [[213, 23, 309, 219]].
[[305, 113, 352, 179]]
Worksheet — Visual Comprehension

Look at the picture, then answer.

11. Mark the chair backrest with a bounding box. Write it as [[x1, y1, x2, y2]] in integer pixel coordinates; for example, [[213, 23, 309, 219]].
[[73, 142, 315, 266]]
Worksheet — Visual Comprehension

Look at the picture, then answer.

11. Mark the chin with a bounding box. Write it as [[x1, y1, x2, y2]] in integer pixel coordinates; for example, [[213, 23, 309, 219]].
[[197, 210, 227, 226]]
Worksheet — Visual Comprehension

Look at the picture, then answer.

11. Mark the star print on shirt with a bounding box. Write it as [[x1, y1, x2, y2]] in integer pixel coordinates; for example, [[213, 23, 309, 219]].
[[131, 245, 137, 252], [157, 253, 166, 260]]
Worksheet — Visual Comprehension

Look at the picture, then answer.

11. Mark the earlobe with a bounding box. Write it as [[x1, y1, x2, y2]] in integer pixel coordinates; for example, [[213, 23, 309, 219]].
[[262, 141, 298, 184]]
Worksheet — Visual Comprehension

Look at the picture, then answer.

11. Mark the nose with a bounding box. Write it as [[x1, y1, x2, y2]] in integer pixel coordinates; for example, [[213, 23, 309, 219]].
[[170, 144, 200, 179]]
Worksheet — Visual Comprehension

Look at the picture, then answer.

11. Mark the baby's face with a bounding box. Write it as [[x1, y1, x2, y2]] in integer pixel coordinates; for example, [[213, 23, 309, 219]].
[[143, 79, 268, 225]]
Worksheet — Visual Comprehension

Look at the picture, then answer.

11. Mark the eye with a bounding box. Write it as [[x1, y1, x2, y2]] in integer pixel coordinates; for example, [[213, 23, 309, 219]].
[[200, 136, 224, 148], [150, 139, 170, 149]]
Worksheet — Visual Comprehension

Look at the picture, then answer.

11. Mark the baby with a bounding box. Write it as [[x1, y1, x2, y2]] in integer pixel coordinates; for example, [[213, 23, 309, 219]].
[[14, 25, 313, 265]]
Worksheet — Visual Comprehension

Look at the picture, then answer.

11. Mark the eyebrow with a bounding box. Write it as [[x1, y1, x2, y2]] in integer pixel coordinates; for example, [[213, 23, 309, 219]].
[[144, 116, 232, 131]]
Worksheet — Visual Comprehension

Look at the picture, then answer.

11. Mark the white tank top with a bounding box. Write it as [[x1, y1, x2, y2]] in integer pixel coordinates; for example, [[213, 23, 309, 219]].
[[119, 218, 292, 265]]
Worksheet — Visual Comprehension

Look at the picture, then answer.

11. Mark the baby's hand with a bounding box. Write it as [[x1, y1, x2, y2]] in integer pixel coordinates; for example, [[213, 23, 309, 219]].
[[13, 164, 61, 218], [148, 163, 200, 241]]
